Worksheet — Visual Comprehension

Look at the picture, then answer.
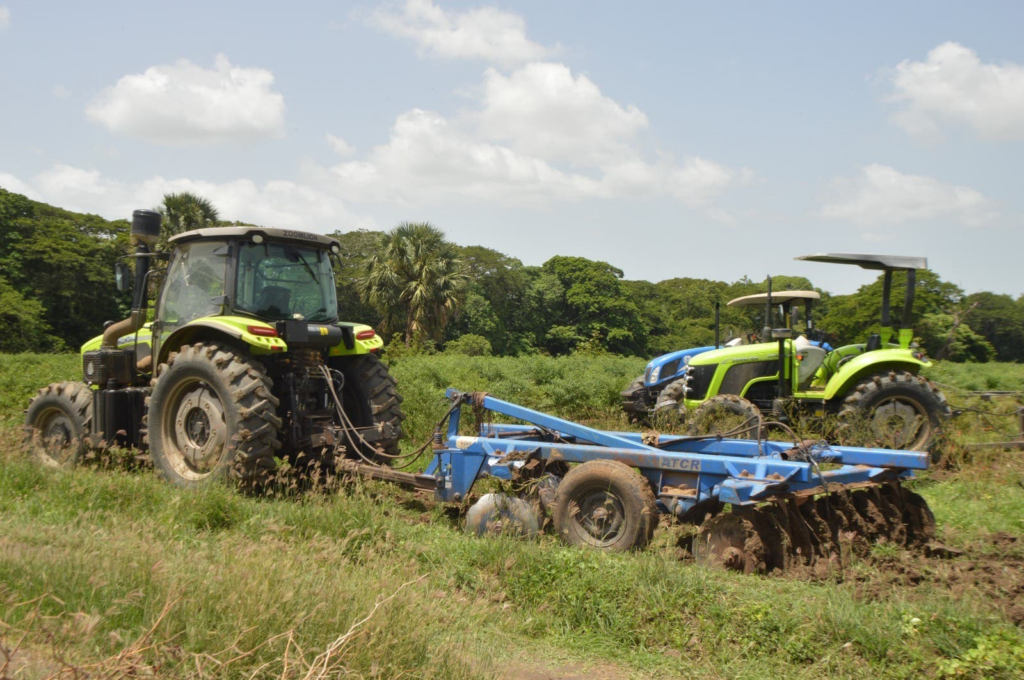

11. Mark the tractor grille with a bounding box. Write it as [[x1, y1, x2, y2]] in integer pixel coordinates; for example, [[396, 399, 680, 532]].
[[660, 359, 681, 381], [688, 364, 717, 401]]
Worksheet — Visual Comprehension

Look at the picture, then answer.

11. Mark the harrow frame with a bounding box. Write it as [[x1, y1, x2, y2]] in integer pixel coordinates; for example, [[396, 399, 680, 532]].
[[424, 390, 929, 517]]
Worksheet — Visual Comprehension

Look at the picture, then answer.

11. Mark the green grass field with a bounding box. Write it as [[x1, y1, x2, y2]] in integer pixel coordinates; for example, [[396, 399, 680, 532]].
[[1, 353, 1023, 678]]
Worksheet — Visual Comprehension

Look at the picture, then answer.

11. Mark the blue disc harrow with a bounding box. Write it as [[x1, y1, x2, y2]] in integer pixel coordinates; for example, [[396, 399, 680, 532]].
[[345, 389, 937, 573]]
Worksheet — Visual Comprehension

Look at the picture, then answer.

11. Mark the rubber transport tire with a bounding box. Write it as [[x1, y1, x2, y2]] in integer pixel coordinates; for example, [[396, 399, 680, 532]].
[[24, 381, 93, 468], [687, 395, 761, 439], [837, 370, 951, 452], [334, 353, 406, 459], [147, 343, 281, 489], [553, 459, 659, 552]]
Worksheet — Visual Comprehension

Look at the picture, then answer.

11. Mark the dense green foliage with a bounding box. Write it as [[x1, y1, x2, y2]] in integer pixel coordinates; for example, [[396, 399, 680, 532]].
[[0, 189, 130, 351], [2, 187, 1022, 362], [361, 222, 469, 345]]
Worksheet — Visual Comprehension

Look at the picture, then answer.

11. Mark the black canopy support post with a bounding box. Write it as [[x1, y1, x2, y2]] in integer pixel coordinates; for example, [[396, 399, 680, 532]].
[[805, 299, 814, 330], [901, 269, 917, 328], [763, 276, 773, 340], [714, 302, 720, 349], [881, 270, 892, 327]]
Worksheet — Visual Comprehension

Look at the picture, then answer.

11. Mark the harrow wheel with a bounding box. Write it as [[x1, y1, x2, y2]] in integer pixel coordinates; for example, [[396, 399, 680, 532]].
[[694, 484, 936, 573], [553, 460, 659, 552]]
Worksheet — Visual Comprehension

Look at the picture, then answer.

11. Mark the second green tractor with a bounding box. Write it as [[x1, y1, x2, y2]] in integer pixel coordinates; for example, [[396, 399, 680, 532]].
[[628, 253, 951, 452]]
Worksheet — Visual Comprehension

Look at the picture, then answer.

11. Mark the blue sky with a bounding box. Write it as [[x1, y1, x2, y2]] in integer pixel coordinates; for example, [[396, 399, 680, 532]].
[[1, 1, 1021, 295]]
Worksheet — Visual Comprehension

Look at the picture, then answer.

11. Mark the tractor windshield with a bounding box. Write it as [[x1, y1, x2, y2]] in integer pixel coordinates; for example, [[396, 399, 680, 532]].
[[235, 241, 338, 322]]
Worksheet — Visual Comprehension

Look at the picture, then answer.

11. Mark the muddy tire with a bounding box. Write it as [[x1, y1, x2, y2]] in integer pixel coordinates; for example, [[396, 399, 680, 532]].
[[24, 382, 94, 468], [553, 459, 659, 552], [147, 343, 281, 488], [687, 395, 761, 439], [334, 354, 406, 459], [837, 371, 950, 451], [653, 378, 688, 418]]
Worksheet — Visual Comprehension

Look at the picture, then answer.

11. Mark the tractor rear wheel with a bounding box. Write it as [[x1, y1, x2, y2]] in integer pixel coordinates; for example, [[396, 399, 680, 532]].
[[687, 395, 761, 439], [24, 382, 93, 467], [837, 371, 950, 451], [553, 459, 659, 552], [148, 343, 281, 488], [334, 354, 406, 460]]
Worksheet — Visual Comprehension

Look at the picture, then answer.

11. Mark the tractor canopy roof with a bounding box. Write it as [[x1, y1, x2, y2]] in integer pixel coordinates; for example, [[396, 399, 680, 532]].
[[169, 226, 341, 252], [727, 291, 820, 308], [795, 253, 927, 271]]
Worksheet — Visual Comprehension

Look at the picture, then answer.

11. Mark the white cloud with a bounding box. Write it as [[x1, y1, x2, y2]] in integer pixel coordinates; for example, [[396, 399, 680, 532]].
[[85, 54, 285, 144], [320, 59, 749, 218], [0, 7, 10, 30], [473, 63, 648, 165], [52, 84, 71, 98], [0, 173, 40, 200], [327, 109, 599, 206], [887, 42, 1024, 141], [326, 133, 355, 156], [3, 165, 371, 231], [369, 0, 551, 66], [820, 164, 996, 227], [324, 106, 748, 220]]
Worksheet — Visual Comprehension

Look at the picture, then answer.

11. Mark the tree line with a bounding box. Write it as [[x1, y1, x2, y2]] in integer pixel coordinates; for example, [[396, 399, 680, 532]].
[[2, 186, 1022, 362]]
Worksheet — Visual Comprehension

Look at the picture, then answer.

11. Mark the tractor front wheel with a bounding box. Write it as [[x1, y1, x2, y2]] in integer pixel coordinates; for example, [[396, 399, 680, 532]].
[[687, 395, 762, 439], [147, 343, 281, 488], [837, 371, 950, 452], [552, 460, 658, 552], [24, 382, 94, 467]]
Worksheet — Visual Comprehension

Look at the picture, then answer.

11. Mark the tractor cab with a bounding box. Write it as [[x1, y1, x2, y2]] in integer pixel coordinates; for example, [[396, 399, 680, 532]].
[[725, 290, 823, 347], [152, 227, 354, 365]]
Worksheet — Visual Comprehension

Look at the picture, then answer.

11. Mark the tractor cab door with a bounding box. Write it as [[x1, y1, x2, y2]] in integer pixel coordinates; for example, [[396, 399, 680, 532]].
[[152, 241, 230, 362]]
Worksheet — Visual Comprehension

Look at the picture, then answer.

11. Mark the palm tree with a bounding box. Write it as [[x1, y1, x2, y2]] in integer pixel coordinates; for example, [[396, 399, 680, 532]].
[[159, 192, 219, 237], [361, 222, 468, 345]]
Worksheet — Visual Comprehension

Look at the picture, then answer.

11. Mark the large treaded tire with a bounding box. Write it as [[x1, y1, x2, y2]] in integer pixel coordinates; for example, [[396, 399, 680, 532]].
[[836, 370, 951, 452], [24, 382, 94, 467], [687, 395, 761, 439], [653, 378, 688, 416], [553, 459, 659, 552], [335, 354, 406, 458], [147, 343, 282, 488]]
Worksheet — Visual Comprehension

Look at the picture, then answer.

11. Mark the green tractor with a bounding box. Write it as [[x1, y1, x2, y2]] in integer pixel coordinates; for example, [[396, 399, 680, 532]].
[[24, 210, 406, 487], [665, 253, 951, 451]]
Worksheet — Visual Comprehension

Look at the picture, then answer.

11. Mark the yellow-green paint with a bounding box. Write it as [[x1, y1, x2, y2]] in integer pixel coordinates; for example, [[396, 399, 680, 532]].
[[82, 317, 382, 363], [820, 348, 929, 400], [681, 338, 930, 408], [80, 324, 154, 353]]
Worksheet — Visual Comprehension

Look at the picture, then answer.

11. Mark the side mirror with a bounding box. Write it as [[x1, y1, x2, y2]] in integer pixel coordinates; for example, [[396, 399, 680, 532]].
[[115, 262, 131, 292]]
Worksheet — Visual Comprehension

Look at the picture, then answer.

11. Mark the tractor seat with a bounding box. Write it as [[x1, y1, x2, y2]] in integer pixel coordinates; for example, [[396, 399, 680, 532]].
[[255, 286, 291, 317], [794, 335, 828, 389]]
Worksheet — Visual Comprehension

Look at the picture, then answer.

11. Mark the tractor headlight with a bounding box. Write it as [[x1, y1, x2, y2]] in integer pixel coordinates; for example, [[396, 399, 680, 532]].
[[648, 366, 661, 384], [683, 355, 691, 365]]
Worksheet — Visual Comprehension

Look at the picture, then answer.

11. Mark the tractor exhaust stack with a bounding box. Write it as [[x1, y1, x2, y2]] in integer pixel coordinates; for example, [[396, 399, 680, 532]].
[[102, 209, 162, 349]]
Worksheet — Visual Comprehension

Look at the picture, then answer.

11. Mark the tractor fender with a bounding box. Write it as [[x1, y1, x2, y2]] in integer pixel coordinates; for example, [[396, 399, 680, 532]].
[[157, 317, 286, 364], [823, 349, 931, 401]]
